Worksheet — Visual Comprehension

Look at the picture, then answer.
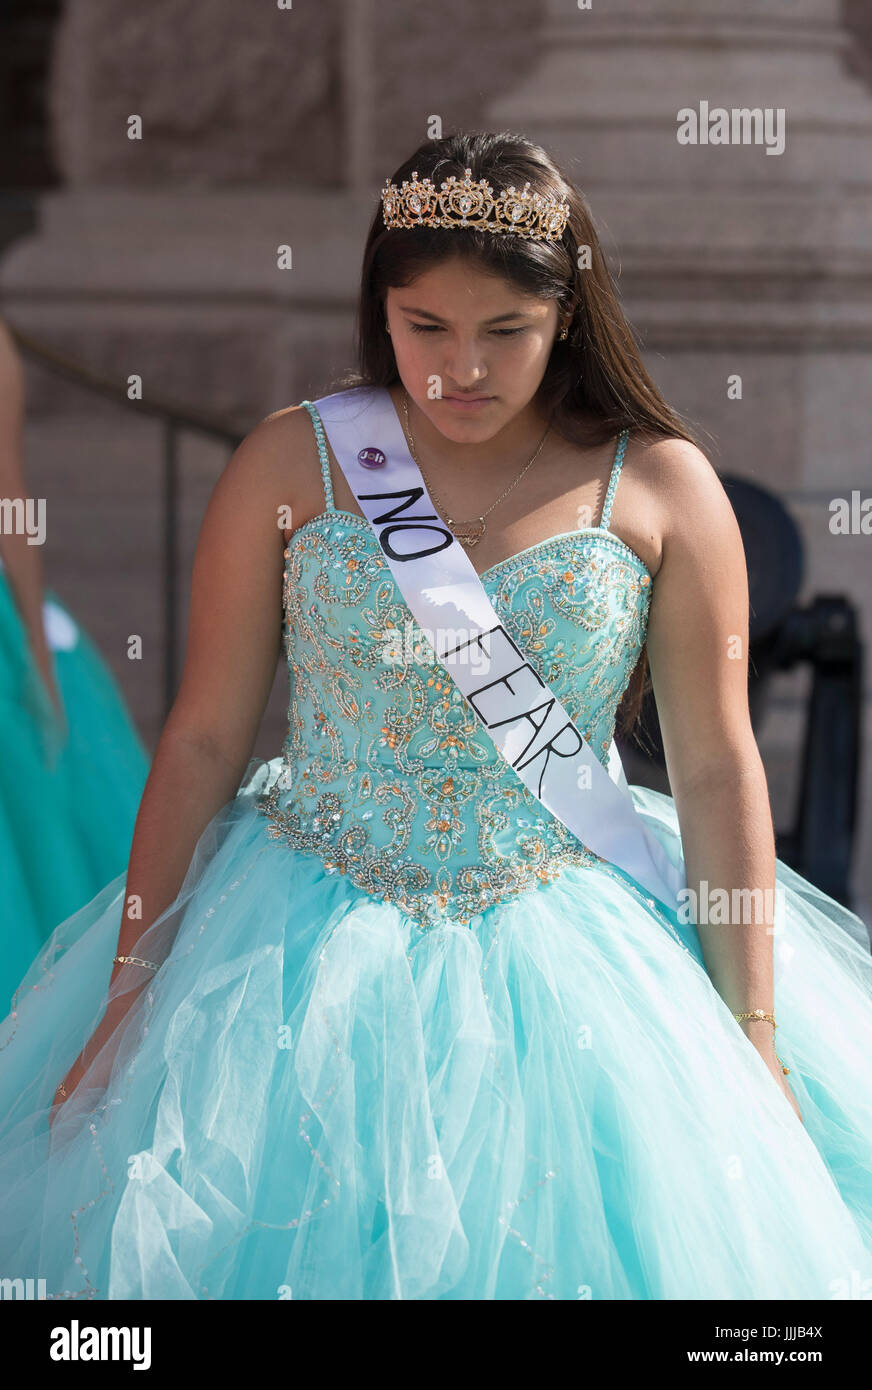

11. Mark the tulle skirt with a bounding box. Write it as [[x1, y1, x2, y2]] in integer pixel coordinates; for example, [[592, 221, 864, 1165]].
[[0, 571, 149, 1005], [0, 757, 870, 1300]]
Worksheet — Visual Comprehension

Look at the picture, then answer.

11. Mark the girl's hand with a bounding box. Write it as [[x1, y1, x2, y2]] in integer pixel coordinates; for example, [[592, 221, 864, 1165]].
[[49, 1001, 135, 1129], [744, 1030, 803, 1124], [50, 1049, 98, 1129], [764, 1052, 803, 1124]]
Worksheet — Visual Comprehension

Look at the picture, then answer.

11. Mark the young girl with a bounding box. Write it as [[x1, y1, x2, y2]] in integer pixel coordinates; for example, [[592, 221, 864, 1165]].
[[1, 132, 870, 1301]]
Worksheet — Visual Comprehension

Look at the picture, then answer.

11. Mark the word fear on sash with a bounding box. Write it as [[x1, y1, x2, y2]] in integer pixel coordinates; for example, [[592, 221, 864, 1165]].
[[361, 484, 590, 799], [314, 382, 686, 911]]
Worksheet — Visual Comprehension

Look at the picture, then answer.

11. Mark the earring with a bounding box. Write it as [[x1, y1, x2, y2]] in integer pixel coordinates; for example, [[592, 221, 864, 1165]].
[[558, 324, 569, 341]]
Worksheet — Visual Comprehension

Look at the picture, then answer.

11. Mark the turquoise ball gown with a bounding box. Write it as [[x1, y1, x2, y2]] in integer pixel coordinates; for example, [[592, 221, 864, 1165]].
[[0, 560, 149, 1008], [0, 391, 869, 1299]]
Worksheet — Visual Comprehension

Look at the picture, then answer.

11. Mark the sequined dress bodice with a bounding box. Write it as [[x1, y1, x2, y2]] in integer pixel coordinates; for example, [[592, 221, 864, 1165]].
[[257, 395, 653, 928]]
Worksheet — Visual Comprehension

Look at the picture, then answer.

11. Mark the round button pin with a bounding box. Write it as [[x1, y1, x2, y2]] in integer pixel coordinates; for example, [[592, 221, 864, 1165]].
[[357, 446, 386, 469]]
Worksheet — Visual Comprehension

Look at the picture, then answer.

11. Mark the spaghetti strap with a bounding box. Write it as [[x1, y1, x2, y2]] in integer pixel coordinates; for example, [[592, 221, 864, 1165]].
[[300, 399, 336, 512], [599, 428, 630, 532]]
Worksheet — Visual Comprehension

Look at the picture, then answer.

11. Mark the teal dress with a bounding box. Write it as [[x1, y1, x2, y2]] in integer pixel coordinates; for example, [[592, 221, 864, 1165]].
[[0, 564, 149, 1008], [0, 391, 870, 1299]]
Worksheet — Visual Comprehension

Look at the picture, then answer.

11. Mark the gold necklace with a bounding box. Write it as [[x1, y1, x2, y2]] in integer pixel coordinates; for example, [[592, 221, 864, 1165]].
[[400, 390, 551, 548]]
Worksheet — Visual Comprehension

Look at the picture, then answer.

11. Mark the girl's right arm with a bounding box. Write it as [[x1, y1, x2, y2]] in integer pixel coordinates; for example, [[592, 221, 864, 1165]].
[[52, 408, 313, 1115]]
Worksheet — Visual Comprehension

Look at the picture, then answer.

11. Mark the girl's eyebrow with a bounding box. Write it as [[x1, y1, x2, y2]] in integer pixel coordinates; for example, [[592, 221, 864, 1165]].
[[397, 306, 535, 325]]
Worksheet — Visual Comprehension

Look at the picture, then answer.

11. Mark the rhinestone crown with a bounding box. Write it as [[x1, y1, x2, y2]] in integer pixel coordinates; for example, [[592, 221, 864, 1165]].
[[381, 167, 570, 242]]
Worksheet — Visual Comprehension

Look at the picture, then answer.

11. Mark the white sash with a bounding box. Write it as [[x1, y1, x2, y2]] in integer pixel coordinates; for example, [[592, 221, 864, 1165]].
[[313, 385, 685, 911]]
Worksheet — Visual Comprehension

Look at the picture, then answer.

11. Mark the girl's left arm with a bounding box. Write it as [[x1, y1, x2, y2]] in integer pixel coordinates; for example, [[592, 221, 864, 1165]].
[[643, 439, 796, 1106]]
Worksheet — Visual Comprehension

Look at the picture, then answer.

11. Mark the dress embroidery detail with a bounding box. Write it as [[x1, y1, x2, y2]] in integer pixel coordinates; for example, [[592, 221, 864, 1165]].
[[256, 402, 654, 930]]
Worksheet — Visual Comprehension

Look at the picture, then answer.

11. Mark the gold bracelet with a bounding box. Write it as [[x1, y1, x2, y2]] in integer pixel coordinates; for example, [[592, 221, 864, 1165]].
[[732, 1009, 790, 1075], [113, 954, 158, 972]]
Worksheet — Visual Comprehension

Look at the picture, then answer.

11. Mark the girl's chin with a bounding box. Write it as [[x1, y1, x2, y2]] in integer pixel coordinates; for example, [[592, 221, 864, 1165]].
[[418, 397, 510, 431], [428, 414, 506, 443]]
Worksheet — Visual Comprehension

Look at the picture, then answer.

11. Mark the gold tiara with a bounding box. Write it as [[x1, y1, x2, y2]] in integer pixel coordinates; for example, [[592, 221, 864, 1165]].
[[381, 167, 570, 242]]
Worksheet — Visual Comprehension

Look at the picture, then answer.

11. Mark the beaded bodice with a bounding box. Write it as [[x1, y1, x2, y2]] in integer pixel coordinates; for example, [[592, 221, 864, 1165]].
[[257, 394, 653, 929]]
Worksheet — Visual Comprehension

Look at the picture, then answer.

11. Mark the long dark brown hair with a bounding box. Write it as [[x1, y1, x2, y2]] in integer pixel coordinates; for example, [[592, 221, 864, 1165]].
[[331, 130, 706, 744]]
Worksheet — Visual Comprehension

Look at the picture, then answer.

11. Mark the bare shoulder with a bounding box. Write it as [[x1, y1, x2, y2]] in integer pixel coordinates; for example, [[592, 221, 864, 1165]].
[[220, 403, 327, 542], [620, 427, 740, 571], [241, 401, 321, 484], [623, 425, 745, 594], [627, 427, 723, 508]]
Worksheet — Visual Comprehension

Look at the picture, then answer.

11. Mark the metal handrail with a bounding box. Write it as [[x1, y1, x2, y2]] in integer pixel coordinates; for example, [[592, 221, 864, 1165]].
[[6, 322, 246, 712]]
